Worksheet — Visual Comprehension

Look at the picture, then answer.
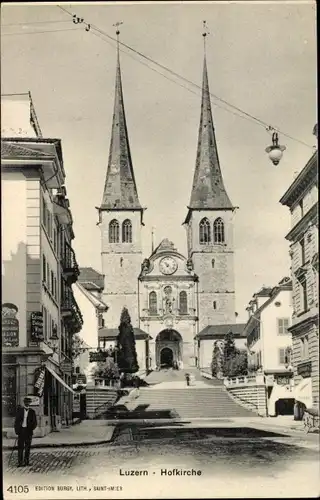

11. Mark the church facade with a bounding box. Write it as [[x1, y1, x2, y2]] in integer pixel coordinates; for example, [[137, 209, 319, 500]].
[[96, 43, 242, 371]]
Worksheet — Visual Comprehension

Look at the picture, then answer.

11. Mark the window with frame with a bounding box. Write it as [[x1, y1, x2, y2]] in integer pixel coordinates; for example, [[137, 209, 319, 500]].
[[300, 236, 306, 265], [300, 336, 309, 360], [179, 291, 188, 315], [109, 219, 120, 243], [213, 217, 225, 243], [47, 312, 51, 338], [47, 263, 50, 289], [122, 219, 132, 243], [51, 271, 54, 296], [42, 196, 46, 226], [199, 217, 211, 244], [279, 348, 286, 365], [299, 199, 304, 218], [53, 227, 57, 253], [98, 313, 105, 328], [47, 210, 52, 239], [149, 291, 157, 315], [277, 318, 290, 335], [300, 278, 308, 311], [42, 255, 47, 282]]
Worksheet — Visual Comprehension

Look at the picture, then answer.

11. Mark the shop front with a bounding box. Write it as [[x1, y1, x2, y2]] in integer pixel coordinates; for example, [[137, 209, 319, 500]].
[[2, 348, 75, 438]]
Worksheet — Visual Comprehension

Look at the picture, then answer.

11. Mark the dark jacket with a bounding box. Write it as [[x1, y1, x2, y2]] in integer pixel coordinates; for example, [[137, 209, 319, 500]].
[[14, 406, 37, 435]]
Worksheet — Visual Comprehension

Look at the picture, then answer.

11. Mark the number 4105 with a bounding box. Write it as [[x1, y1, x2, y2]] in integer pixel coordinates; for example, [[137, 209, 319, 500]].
[[7, 486, 29, 494]]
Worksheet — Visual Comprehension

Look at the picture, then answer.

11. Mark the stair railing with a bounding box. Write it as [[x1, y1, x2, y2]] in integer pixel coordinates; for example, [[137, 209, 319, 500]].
[[226, 390, 260, 415]]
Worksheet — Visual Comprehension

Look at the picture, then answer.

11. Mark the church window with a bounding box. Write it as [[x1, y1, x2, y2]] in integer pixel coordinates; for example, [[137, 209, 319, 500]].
[[199, 218, 211, 244], [213, 218, 225, 243], [149, 291, 157, 315], [179, 291, 188, 315], [122, 219, 132, 243], [109, 219, 119, 243]]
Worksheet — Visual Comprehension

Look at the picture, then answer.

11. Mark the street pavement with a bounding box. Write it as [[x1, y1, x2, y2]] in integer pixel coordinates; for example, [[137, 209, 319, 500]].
[[3, 422, 319, 499], [2, 420, 116, 449]]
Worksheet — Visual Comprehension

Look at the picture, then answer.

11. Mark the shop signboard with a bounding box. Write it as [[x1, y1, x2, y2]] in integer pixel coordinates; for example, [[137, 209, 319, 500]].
[[2, 303, 19, 347], [34, 366, 46, 397], [30, 311, 44, 342]]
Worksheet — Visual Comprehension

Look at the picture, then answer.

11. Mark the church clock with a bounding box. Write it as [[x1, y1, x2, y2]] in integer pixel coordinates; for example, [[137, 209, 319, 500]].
[[159, 257, 178, 275]]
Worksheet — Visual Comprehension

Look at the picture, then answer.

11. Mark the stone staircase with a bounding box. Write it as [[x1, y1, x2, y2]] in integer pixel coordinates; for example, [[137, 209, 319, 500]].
[[104, 369, 258, 420], [129, 387, 258, 419]]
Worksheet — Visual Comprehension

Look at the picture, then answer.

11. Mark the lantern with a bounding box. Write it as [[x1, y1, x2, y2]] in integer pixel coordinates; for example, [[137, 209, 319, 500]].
[[265, 132, 286, 165]]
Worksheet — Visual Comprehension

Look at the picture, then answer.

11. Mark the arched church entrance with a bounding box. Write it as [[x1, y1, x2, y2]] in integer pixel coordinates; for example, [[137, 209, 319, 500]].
[[160, 348, 173, 368], [156, 329, 182, 369]]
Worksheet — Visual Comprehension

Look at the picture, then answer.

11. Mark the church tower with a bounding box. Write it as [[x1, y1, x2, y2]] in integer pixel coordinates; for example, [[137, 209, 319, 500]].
[[184, 37, 236, 331], [98, 41, 144, 328]]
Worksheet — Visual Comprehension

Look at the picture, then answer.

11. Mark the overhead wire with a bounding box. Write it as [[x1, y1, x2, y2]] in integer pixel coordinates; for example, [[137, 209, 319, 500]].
[[56, 6, 314, 149], [1, 28, 82, 36], [2, 20, 71, 27], [90, 28, 252, 122], [5, 5, 312, 149]]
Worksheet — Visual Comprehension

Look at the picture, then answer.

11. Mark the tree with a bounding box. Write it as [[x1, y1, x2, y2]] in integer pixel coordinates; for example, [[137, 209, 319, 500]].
[[92, 356, 120, 382], [223, 331, 236, 362], [211, 341, 224, 378], [116, 307, 139, 374], [222, 331, 248, 378], [72, 334, 86, 360], [224, 350, 248, 378]]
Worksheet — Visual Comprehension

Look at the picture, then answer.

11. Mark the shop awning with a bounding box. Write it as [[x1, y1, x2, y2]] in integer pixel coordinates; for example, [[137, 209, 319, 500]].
[[294, 377, 312, 408], [46, 366, 75, 394]]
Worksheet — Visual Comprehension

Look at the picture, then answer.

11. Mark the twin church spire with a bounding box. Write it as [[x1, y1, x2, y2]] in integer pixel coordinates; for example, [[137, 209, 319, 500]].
[[100, 39, 142, 211], [101, 30, 232, 215]]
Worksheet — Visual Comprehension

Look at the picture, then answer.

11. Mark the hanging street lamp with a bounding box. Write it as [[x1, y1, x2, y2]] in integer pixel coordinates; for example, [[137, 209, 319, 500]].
[[265, 130, 286, 165]]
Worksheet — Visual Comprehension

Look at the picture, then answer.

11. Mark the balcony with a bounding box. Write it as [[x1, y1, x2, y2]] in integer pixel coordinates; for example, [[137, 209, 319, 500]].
[[297, 360, 312, 378], [61, 287, 83, 334], [53, 189, 73, 226], [61, 241, 80, 284]]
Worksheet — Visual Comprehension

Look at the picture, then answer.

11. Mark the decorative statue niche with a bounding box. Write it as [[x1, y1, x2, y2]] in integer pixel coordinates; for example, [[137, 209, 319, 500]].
[[163, 286, 175, 314]]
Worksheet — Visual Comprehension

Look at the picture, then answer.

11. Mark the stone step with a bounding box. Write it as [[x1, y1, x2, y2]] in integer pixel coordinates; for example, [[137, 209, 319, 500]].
[[108, 385, 257, 419]]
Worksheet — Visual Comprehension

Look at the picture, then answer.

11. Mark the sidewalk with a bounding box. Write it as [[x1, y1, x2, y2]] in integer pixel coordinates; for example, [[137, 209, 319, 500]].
[[2, 420, 116, 450]]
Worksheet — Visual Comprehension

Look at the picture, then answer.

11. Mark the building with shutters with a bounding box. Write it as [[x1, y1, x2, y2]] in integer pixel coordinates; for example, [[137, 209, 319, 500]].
[[280, 139, 318, 416], [1, 92, 83, 437], [244, 277, 294, 416], [96, 41, 239, 372]]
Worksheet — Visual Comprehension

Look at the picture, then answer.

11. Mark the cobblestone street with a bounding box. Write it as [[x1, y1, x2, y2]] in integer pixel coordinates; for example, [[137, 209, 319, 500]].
[[3, 426, 319, 498]]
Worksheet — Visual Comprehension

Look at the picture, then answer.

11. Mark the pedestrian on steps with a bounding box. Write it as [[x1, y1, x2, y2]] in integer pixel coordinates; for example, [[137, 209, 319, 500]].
[[185, 373, 190, 387], [14, 397, 37, 467]]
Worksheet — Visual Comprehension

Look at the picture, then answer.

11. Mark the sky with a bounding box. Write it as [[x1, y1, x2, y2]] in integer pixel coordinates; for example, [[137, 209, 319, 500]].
[[1, 1, 317, 322]]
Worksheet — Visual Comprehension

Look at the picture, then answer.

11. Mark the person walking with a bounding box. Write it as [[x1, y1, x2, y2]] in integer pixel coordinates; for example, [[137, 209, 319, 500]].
[[185, 373, 190, 387], [14, 397, 37, 467]]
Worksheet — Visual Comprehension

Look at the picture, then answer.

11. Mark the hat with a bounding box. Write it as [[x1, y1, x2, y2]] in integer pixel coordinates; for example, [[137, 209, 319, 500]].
[[23, 397, 32, 404]]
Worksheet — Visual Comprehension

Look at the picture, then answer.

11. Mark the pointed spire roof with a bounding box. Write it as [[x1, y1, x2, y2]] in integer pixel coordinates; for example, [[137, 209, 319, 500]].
[[186, 55, 233, 218], [100, 46, 142, 211]]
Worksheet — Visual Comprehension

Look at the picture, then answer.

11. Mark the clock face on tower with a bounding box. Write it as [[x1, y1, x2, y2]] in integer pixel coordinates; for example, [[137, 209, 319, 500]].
[[159, 257, 178, 275]]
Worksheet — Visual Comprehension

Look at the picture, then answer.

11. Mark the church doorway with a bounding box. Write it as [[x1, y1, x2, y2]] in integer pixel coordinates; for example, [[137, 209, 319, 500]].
[[160, 348, 173, 368], [156, 329, 182, 370]]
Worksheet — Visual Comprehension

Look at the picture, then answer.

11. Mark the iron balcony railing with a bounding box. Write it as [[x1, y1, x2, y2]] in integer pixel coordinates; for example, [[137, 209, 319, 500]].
[[61, 241, 80, 283], [61, 283, 83, 334]]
